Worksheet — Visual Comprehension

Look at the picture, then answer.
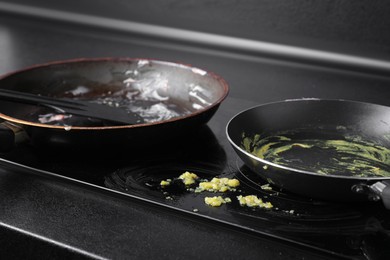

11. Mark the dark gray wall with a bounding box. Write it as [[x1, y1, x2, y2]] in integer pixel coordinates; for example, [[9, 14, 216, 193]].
[[1, 0, 390, 60]]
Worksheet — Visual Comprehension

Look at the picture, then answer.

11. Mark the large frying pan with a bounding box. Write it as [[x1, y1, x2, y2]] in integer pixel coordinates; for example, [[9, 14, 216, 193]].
[[227, 99, 390, 209], [0, 58, 228, 151]]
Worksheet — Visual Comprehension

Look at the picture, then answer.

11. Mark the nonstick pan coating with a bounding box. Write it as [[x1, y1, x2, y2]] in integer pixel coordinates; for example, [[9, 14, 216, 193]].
[[227, 99, 390, 207]]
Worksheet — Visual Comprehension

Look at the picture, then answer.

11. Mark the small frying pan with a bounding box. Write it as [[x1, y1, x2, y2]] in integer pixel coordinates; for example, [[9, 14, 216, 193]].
[[0, 58, 229, 151], [226, 99, 390, 209]]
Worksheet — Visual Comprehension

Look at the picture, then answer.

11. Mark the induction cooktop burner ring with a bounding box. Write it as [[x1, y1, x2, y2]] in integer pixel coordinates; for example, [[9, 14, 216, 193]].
[[104, 157, 380, 222], [104, 161, 226, 199]]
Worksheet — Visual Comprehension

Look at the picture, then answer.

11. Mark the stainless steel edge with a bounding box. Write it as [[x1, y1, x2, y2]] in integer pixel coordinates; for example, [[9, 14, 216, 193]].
[[1, 2, 390, 74]]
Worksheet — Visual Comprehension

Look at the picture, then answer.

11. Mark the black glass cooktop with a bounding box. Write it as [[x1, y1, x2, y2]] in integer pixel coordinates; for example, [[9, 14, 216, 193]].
[[1, 96, 390, 260]]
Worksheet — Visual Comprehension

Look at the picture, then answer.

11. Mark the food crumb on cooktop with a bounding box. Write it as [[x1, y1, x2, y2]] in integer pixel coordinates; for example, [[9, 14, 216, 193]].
[[237, 195, 273, 209], [158, 171, 272, 210], [195, 177, 240, 193], [160, 179, 172, 186], [204, 196, 232, 207], [260, 184, 272, 190], [159, 172, 199, 188], [178, 171, 199, 185]]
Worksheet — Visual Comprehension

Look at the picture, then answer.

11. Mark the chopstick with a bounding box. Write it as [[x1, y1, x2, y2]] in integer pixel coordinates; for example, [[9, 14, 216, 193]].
[[0, 88, 144, 125]]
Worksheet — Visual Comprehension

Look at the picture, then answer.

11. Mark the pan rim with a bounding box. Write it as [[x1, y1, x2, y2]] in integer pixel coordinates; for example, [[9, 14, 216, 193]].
[[0, 57, 229, 130], [226, 98, 390, 181]]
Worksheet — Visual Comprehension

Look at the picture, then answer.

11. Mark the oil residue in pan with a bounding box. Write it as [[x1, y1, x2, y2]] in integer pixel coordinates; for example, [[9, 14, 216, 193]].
[[32, 96, 188, 127], [241, 130, 390, 178]]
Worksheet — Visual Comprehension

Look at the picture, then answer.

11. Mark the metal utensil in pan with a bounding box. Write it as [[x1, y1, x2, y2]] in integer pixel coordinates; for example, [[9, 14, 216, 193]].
[[0, 58, 229, 151], [226, 99, 390, 209]]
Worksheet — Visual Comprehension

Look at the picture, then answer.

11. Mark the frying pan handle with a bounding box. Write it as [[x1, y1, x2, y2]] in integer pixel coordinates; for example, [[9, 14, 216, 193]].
[[370, 180, 390, 210], [0, 121, 28, 152]]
